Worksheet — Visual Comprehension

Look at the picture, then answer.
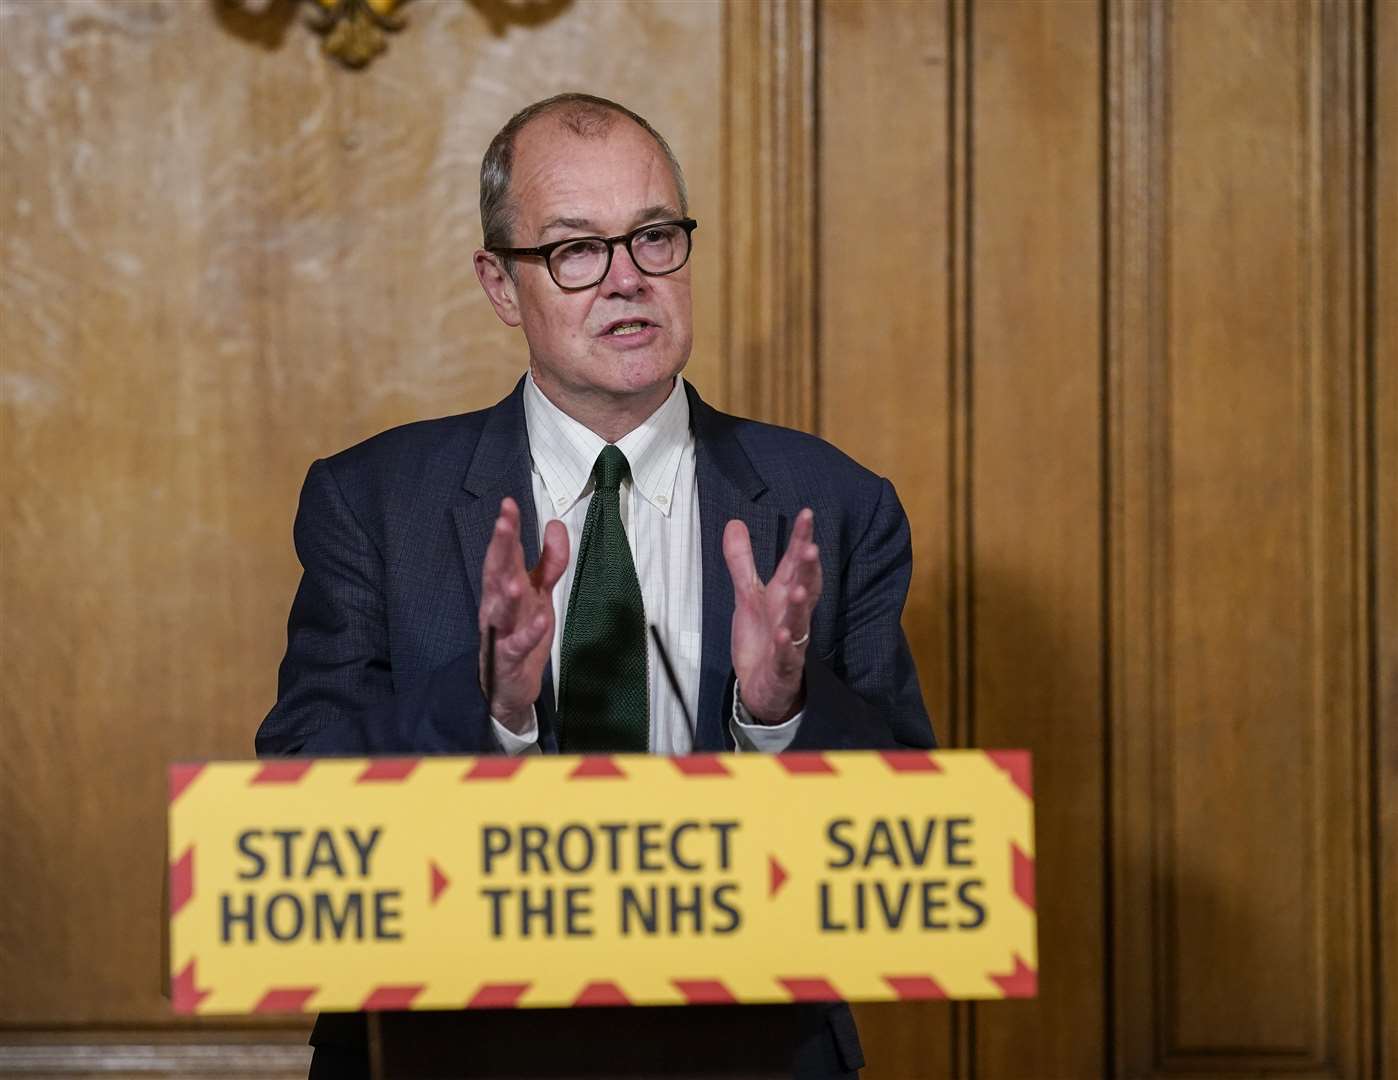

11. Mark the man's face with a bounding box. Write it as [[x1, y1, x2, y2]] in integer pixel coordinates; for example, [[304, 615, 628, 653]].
[[478, 118, 693, 423]]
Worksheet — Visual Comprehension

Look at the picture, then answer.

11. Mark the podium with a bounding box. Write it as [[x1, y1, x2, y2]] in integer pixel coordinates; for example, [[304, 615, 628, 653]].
[[167, 751, 1037, 1078], [368, 1004, 829, 1078]]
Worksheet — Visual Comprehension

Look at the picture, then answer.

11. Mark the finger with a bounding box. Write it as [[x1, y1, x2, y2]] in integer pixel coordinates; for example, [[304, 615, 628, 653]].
[[478, 559, 510, 632], [497, 610, 551, 663], [791, 539, 823, 601], [722, 519, 759, 592], [779, 584, 813, 640], [481, 498, 521, 584], [497, 497, 526, 574], [771, 625, 806, 678], [516, 608, 553, 655], [480, 501, 530, 634], [781, 556, 820, 645], [494, 574, 524, 631], [532, 519, 570, 591], [481, 575, 525, 638], [774, 509, 816, 586]]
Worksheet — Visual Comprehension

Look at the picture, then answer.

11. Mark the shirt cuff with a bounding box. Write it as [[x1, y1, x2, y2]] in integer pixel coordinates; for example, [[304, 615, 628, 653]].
[[492, 708, 541, 756], [729, 682, 804, 753]]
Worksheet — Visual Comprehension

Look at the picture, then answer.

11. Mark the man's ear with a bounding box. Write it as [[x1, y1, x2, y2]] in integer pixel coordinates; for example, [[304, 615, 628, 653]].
[[474, 250, 522, 327]]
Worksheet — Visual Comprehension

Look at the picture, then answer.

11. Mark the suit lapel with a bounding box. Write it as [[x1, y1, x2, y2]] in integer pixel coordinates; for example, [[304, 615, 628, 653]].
[[452, 378, 559, 747], [689, 386, 779, 751]]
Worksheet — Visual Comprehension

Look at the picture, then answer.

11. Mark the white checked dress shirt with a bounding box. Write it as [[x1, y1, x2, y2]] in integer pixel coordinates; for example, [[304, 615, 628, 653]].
[[491, 374, 803, 755]]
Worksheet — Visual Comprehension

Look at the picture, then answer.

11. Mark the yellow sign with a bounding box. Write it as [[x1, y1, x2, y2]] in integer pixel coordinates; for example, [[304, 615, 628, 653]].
[[167, 750, 1036, 1014]]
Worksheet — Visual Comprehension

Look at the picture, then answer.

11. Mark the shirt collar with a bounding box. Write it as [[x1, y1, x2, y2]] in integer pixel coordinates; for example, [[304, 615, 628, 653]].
[[522, 373, 691, 518]]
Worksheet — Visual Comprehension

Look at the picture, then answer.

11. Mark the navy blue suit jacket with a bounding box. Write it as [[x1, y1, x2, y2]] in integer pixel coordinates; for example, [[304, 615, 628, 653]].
[[257, 379, 933, 759], [256, 378, 934, 1078]]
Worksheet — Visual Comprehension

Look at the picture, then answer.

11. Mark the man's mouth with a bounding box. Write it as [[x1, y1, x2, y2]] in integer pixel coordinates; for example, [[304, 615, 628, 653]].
[[603, 319, 656, 337]]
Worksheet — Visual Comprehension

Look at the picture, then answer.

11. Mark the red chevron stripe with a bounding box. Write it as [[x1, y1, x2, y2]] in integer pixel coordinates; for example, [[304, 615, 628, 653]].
[[361, 985, 424, 1011], [879, 750, 943, 773], [466, 982, 530, 1008], [986, 750, 1033, 799], [357, 759, 419, 782], [569, 757, 626, 779], [672, 979, 737, 1005], [779, 978, 841, 1001], [775, 753, 836, 775], [989, 955, 1038, 998], [169, 847, 194, 917], [250, 761, 313, 785], [168, 763, 206, 804], [883, 975, 948, 1000], [169, 960, 210, 1013], [574, 981, 630, 1006], [1012, 843, 1036, 910], [671, 755, 731, 777], [253, 987, 318, 1013], [463, 758, 524, 781]]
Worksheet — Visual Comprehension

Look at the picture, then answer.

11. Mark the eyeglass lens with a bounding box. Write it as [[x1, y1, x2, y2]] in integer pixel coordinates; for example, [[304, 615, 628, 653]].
[[549, 223, 690, 288]]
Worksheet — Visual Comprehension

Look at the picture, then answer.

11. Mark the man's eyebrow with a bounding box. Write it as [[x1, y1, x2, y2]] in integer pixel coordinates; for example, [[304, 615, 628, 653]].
[[537, 206, 683, 240], [627, 205, 682, 229], [538, 216, 595, 237]]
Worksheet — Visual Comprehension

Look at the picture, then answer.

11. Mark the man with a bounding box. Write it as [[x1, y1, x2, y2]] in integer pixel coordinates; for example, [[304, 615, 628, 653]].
[[258, 93, 934, 1079]]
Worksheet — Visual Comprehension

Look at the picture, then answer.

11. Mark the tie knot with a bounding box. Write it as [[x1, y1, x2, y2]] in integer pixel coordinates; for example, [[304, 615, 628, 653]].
[[593, 445, 631, 492]]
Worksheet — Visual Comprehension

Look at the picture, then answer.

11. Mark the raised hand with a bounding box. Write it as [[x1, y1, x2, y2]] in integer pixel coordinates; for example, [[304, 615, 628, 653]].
[[722, 508, 822, 724], [478, 497, 569, 732]]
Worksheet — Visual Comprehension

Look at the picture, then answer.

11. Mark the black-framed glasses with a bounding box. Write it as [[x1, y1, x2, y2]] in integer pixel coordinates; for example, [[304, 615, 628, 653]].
[[489, 218, 698, 290]]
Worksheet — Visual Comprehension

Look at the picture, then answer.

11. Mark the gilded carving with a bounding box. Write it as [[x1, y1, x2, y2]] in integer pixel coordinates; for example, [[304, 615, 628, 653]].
[[218, 0, 409, 69], [217, 0, 573, 68], [309, 0, 405, 68]]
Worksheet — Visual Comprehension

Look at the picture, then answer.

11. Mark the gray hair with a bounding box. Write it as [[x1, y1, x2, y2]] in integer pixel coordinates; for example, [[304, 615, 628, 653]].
[[479, 93, 689, 258]]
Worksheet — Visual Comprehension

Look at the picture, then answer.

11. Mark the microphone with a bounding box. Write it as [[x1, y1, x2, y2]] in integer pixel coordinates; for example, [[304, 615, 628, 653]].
[[649, 624, 697, 750], [483, 625, 496, 710]]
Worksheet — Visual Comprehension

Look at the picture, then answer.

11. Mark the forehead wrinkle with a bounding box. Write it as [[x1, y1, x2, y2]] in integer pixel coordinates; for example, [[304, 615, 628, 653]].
[[539, 215, 596, 236], [510, 126, 683, 243]]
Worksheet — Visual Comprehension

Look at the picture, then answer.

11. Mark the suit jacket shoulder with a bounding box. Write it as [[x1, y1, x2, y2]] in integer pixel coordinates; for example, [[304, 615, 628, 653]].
[[692, 394, 883, 483], [734, 416, 884, 486], [314, 408, 489, 540], [688, 393, 900, 571]]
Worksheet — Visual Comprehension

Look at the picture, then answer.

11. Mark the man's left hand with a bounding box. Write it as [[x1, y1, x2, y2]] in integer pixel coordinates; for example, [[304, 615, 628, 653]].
[[722, 508, 821, 724]]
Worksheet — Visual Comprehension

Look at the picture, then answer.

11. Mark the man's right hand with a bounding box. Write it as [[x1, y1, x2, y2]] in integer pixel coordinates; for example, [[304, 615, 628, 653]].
[[478, 497, 569, 733]]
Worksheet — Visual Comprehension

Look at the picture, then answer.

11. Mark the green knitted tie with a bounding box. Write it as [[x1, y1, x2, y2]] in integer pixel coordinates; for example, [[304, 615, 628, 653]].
[[557, 445, 648, 753]]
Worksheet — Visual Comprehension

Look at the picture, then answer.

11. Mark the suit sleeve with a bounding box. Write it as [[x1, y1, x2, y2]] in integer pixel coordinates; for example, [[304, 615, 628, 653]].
[[786, 477, 936, 751], [255, 459, 394, 756]]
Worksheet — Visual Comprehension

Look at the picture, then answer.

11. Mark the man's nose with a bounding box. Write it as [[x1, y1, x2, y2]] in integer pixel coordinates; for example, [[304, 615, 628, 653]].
[[599, 240, 645, 297]]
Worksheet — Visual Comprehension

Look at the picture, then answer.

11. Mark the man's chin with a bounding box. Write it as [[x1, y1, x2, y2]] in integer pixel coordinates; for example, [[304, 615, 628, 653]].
[[532, 348, 689, 404], [598, 351, 687, 395]]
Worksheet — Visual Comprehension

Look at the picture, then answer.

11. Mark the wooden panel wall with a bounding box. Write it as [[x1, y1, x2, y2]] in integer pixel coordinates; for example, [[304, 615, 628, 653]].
[[0, 0, 724, 1070], [816, 1, 1388, 1078], [818, 2, 955, 1072], [1376, 2, 1398, 1071], [1, 0, 1390, 1077], [1108, 1, 1374, 1074]]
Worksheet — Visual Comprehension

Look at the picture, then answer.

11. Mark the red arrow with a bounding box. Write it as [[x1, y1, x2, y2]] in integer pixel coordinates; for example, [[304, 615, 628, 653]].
[[768, 855, 788, 898], [430, 860, 449, 904]]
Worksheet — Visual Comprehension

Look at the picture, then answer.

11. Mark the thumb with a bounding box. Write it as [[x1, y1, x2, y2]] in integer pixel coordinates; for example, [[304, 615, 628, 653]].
[[534, 519, 570, 591]]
